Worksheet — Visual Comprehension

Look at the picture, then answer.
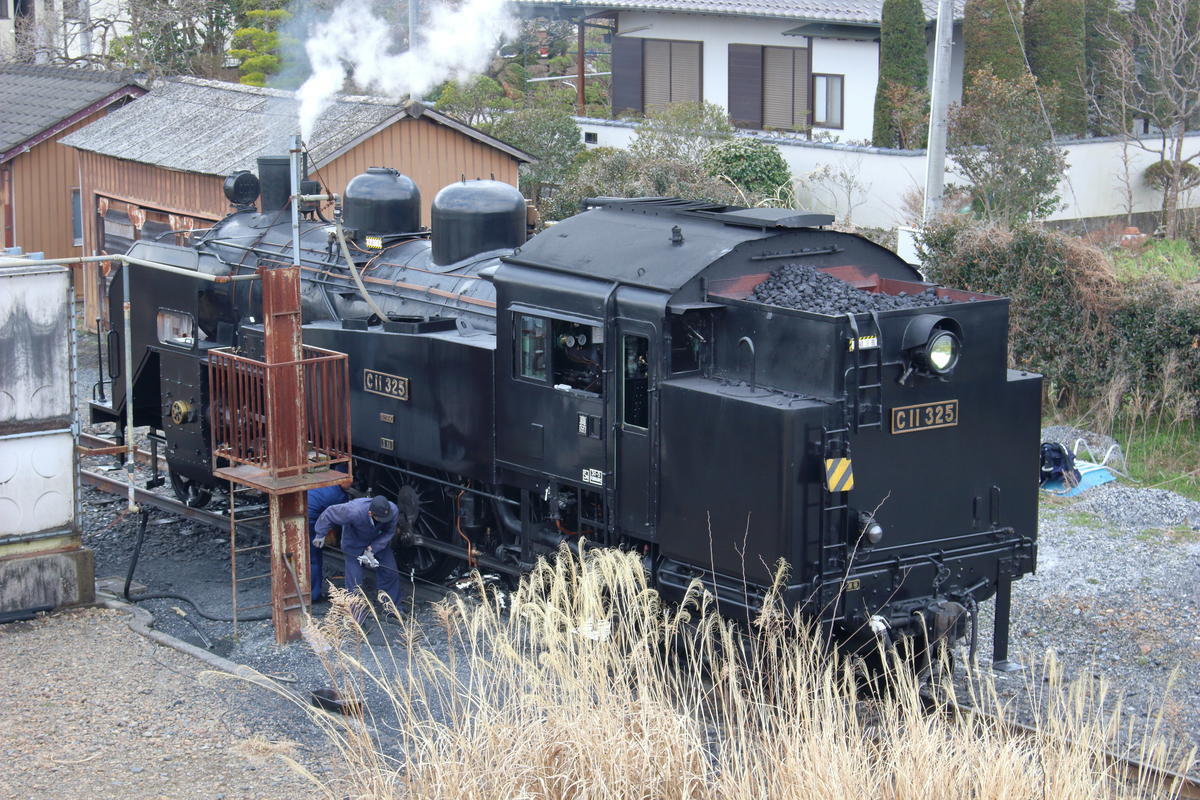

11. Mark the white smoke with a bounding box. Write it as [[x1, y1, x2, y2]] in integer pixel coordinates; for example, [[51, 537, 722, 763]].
[[297, 0, 515, 141]]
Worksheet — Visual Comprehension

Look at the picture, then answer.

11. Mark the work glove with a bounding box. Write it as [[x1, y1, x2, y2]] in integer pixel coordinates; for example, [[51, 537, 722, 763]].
[[312, 536, 326, 549], [357, 549, 380, 569]]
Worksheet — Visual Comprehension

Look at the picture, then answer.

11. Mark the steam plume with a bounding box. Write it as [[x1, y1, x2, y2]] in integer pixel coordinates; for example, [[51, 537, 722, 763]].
[[297, 0, 515, 141]]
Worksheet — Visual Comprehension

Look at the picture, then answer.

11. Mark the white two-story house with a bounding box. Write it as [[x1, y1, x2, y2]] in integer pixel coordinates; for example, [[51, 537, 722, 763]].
[[519, 0, 964, 143]]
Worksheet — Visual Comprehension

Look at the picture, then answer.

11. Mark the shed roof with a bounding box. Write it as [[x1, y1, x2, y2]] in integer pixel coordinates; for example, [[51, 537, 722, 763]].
[[516, 0, 963, 25], [61, 76, 533, 176], [0, 64, 144, 162]]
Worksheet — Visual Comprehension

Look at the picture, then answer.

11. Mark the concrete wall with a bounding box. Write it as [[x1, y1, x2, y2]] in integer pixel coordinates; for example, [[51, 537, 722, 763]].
[[575, 117, 1200, 229]]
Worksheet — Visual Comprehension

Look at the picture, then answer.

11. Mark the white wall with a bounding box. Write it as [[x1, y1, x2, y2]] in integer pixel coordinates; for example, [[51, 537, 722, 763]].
[[617, 11, 881, 142], [575, 118, 1200, 229], [0, 0, 129, 62]]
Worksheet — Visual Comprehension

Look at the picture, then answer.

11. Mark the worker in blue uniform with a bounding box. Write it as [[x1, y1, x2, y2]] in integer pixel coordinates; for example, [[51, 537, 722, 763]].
[[313, 495, 405, 617], [307, 479, 349, 603]]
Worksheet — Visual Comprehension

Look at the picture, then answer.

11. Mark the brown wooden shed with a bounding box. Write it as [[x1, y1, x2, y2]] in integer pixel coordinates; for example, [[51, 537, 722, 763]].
[[0, 65, 144, 263], [61, 76, 534, 325]]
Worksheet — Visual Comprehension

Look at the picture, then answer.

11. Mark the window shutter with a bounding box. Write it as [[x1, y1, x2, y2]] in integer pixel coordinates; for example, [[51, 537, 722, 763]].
[[611, 34, 644, 115], [727, 44, 762, 129], [762, 47, 794, 130], [643, 39, 671, 111], [792, 49, 810, 130], [669, 41, 701, 103]]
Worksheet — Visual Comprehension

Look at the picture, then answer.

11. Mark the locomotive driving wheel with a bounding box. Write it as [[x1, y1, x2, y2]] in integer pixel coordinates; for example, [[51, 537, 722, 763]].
[[389, 474, 457, 582], [168, 466, 213, 508]]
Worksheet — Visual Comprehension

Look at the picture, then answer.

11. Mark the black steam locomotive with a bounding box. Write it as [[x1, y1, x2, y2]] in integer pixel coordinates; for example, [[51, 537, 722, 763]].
[[92, 159, 1040, 659]]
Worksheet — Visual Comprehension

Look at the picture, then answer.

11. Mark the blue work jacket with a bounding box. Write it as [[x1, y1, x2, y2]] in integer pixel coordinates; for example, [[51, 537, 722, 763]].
[[314, 496, 398, 556], [307, 484, 349, 529]]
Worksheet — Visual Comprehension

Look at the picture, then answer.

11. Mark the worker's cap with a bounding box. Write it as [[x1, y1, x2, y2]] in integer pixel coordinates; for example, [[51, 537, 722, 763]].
[[369, 495, 397, 526]]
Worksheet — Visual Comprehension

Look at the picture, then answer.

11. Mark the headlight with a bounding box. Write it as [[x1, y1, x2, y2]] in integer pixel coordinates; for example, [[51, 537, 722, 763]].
[[924, 330, 960, 373]]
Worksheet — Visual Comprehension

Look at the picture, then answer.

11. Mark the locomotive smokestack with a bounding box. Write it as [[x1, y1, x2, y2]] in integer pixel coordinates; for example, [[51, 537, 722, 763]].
[[257, 155, 291, 214]]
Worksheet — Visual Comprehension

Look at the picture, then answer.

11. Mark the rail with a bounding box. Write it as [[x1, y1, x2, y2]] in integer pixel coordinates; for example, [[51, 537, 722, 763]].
[[208, 345, 351, 480]]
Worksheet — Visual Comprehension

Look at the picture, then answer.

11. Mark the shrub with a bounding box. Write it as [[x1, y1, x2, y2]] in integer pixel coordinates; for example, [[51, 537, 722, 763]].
[[488, 108, 583, 205], [949, 69, 1067, 223], [701, 138, 792, 198], [1143, 160, 1200, 191], [919, 218, 1200, 417]]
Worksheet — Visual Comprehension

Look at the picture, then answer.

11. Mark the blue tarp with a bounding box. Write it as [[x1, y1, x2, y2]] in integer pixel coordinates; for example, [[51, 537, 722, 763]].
[[1041, 458, 1116, 496]]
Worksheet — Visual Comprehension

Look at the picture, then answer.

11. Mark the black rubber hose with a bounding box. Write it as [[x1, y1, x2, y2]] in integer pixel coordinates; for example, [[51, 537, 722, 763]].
[[123, 507, 272, 622]]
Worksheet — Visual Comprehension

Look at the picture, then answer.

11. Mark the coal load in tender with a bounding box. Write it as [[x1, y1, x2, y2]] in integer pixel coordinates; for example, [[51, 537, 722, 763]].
[[751, 263, 956, 315]]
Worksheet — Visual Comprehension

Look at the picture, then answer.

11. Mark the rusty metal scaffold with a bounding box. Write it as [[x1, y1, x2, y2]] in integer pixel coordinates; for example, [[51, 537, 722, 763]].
[[208, 136, 351, 643]]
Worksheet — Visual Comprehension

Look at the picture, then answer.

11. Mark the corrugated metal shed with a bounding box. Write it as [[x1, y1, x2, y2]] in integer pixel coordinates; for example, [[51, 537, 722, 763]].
[[515, 0, 963, 25], [0, 64, 142, 160], [62, 77, 533, 176]]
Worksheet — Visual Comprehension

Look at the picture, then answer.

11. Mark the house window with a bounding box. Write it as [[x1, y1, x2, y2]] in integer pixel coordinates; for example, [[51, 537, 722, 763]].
[[71, 189, 83, 246], [0, 1, 9, 20], [762, 46, 810, 131], [643, 39, 701, 110], [813, 74, 844, 129], [584, 131, 598, 144]]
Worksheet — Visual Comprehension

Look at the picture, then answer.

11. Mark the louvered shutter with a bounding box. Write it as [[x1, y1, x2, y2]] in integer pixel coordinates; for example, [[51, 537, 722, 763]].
[[612, 34, 644, 115], [762, 47, 794, 129], [792, 48, 810, 130], [669, 41, 701, 103], [643, 39, 671, 111], [728, 44, 763, 129]]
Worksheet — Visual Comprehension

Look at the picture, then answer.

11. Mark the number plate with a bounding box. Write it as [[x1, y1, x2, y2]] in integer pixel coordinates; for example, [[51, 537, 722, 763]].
[[891, 399, 958, 434], [363, 369, 410, 401]]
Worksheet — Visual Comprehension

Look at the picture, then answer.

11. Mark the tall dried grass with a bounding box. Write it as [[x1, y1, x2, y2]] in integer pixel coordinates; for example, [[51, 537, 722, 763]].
[[283, 548, 1194, 799]]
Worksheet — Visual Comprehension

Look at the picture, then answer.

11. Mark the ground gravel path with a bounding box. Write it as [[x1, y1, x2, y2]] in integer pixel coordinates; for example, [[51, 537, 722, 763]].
[[0, 607, 344, 800]]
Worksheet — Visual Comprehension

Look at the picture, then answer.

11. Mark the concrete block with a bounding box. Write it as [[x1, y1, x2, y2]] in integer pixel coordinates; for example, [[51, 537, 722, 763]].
[[0, 548, 95, 613]]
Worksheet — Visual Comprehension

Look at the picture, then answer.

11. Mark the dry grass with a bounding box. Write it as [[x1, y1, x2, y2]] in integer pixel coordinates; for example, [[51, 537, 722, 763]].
[[270, 548, 1193, 799]]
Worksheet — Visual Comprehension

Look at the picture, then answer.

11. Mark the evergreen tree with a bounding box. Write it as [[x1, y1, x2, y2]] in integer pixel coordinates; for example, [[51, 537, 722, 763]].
[[1084, 0, 1128, 133], [1024, 0, 1087, 136], [872, 0, 930, 148], [964, 0, 1026, 85]]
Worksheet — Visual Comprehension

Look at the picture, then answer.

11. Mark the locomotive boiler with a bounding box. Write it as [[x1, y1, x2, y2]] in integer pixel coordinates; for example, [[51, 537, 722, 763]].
[[91, 158, 1040, 663]]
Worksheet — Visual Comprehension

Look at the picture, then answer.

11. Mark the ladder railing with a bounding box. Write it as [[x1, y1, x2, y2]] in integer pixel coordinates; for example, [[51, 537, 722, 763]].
[[844, 311, 885, 433]]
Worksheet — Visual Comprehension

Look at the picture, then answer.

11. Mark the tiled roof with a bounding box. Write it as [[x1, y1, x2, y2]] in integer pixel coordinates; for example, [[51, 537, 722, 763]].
[[0, 64, 143, 159], [517, 0, 963, 25], [61, 76, 532, 175]]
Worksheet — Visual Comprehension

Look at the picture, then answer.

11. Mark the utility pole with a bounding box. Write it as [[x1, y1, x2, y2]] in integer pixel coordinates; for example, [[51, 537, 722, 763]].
[[576, 15, 586, 116], [923, 0, 955, 222]]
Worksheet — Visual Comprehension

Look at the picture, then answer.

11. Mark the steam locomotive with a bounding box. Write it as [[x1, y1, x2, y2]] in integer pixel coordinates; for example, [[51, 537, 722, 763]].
[[92, 158, 1040, 658]]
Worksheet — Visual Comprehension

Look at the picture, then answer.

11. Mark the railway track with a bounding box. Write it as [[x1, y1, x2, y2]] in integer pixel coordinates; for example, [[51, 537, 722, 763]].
[[77, 435, 1198, 797]]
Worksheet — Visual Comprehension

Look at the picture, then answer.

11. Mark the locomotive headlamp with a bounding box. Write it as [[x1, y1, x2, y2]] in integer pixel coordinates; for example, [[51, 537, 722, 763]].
[[900, 314, 964, 383], [923, 330, 961, 374]]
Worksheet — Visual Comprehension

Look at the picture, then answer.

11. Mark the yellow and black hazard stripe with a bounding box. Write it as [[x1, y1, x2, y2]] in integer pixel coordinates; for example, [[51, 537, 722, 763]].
[[824, 457, 854, 493]]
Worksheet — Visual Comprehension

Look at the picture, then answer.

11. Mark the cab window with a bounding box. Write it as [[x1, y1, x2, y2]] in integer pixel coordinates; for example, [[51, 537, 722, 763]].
[[670, 311, 709, 374], [550, 319, 603, 393], [622, 335, 649, 429], [515, 313, 604, 394], [157, 309, 202, 349], [516, 314, 547, 380]]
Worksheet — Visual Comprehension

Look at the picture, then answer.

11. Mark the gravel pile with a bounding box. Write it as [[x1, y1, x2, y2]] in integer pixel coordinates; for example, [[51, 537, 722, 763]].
[[1071, 484, 1200, 530], [751, 263, 954, 314]]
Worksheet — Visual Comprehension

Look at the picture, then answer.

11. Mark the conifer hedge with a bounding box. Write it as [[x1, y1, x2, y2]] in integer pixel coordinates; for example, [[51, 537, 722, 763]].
[[964, 0, 1026, 85], [872, 0, 929, 148], [1024, 0, 1088, 137]]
